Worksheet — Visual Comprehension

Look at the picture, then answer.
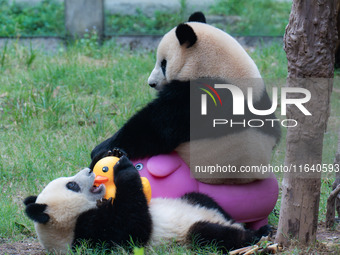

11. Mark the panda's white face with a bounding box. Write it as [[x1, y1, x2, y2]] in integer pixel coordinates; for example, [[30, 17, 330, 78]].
[[148, 27, 189, 91], [34, 168, 105, 253], [36, 168, 104, 212], [148, 22, 264, 100]]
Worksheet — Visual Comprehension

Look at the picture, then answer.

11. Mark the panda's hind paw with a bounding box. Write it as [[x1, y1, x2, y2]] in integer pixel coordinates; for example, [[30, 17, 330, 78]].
[[256, 225, 272, 239]]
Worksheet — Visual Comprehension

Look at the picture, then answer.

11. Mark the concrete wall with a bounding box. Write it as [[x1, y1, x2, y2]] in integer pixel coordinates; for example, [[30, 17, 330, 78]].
[[104, 0, 213, 16], [65, 0, 104, 39], [11, 0, 214, 15]]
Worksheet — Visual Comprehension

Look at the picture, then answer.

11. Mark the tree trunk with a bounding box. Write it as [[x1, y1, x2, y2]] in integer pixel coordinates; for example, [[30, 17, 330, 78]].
[[326, 130, 340, 228], [326, 184, 340, 228], [275, 0, 337, 246], [335, 1, 340, 67], [334, 130, 340, 217]]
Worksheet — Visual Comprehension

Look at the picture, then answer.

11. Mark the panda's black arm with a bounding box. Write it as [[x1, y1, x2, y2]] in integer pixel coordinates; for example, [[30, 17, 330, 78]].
[[74, 157, 152, 247], [91, 80, 190, 161]]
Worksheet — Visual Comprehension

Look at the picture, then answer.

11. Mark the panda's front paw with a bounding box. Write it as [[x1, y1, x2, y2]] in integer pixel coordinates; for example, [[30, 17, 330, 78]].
[[111, 148, 127, 158], [114, 156, 139, 184], [115, 155, 133, 171]]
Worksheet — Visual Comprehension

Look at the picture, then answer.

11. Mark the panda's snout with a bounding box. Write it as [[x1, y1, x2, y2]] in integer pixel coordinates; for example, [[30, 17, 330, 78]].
[[148, 67, 163, 89]]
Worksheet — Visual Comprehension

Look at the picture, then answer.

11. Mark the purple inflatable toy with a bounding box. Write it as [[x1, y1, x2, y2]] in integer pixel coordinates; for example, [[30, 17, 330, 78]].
[[133, 152, 278, 229]]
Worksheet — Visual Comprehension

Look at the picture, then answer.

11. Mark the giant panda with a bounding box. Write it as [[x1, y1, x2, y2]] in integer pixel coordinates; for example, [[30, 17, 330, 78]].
[[90, 12, 281, 184], [24, 156, 270, 254]]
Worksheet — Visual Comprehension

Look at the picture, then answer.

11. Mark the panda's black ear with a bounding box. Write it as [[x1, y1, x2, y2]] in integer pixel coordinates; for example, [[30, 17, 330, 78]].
[[25, 202, 50, 224], [188, 12, 206, 23], [23, 196, 37, 205], [175, 24, 197, 48]]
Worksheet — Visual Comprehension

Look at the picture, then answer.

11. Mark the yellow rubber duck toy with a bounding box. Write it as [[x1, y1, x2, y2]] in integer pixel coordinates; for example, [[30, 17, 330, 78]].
[[92, 151, 152, 204]]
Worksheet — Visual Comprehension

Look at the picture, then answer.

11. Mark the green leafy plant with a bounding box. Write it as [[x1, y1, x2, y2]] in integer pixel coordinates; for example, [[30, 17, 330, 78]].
[[76, 29, 101, 57], [25, 42, 37, 68], [0, 39, 8, 69], [0, 0, 291, 37], [209, 0, 291, 36], [0, 0, 64, 37]]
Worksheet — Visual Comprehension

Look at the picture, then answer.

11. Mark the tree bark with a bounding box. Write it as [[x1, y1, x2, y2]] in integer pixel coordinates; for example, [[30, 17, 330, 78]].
[[335, 1, 340, 67], [326, 130, 340, 228], [275, 0, 337, 246], [333, 130, 340, 217], [326, 184, 340, 228]]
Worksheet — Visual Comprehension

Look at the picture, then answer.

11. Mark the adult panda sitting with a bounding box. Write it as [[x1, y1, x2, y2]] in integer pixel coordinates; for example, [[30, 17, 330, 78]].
[[91, 12, 281, 184], [24, 156, 270, 254]]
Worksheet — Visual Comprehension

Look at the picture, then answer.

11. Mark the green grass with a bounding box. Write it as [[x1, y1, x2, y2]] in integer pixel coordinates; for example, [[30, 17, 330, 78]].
[[0, 40, 155, 240], [105, 10, 184, 36], [0, 32, 339, 255], [69, 240, 223, 255], [209, 0, 291, 36], [0, 0, 291, 37], [106, 0, 291, 36], [105, 0, 188, 36], [0, 0, 64, 37]]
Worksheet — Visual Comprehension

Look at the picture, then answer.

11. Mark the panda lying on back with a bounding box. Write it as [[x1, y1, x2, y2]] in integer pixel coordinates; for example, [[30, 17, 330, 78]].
[[24, 156, 270, 254]]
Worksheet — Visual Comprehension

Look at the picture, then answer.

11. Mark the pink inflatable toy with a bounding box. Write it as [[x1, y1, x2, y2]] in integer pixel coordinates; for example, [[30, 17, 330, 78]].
[[132, 152, 279, 230]]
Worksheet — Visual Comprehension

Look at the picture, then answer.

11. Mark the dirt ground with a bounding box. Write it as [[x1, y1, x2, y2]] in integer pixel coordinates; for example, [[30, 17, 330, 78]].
[[0, 223, 339, 255], [0, 239, 44, 255]]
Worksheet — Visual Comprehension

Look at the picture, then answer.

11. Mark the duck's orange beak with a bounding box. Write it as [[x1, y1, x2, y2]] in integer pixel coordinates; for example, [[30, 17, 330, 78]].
[[94, 175, 109, 185]]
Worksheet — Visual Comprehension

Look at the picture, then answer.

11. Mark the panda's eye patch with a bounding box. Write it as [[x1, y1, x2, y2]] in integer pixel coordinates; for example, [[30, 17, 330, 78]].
[[102, 166, 109, 173], [161, 59, 167, 76], [66, 182, 80, 192]]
